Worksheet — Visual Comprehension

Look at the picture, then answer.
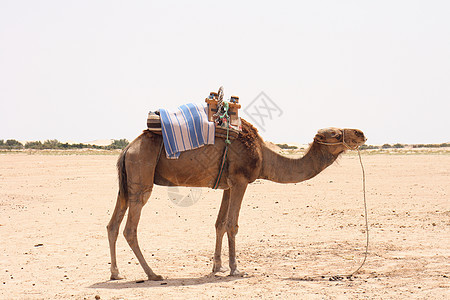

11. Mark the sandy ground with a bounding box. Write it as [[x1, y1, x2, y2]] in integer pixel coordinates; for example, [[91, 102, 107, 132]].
[[0, 152, 449, 299]]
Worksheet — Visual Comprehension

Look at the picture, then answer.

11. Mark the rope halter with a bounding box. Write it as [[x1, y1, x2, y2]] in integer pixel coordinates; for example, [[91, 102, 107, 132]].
[[314, 129, 360, 151]]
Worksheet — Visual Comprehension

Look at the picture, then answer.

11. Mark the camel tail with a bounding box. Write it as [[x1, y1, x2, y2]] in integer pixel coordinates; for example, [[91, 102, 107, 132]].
[[117, 144, 131, 200]]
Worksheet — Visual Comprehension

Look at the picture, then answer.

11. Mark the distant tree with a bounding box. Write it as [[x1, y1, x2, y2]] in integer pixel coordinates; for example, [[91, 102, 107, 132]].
[[393, 143, 404, 148], [107, 139, 129, 150], [25, 141, 44, 149], [6, 139, 23, 149], [0, 140, 4, 147], [70, 143, 87, 149], [276, 143, 298, 150], [43, 139, 62, 149], [359, 144, 378, 150], [382, 144, 392, 149], [59, 142, 70, 149]]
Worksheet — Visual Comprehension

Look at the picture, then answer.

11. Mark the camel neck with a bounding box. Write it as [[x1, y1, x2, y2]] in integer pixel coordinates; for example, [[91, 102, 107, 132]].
[[258, 142, 338, 183]]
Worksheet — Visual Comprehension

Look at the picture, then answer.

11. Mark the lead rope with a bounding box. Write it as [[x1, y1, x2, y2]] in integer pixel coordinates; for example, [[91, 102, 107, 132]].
[[315, 135, 369, 279], [350, 148, 369, 277]]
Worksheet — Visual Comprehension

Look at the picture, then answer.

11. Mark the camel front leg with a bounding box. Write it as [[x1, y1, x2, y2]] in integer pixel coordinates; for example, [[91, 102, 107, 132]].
[[124, 195, 163, 281], [213, 189, 230, 273], [226, 182, 248, 276]]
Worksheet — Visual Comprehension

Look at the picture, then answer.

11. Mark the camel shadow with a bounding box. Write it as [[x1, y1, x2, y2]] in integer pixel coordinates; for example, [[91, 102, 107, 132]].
[[284, 274, 356, 282], [89, 273, 246, 290]]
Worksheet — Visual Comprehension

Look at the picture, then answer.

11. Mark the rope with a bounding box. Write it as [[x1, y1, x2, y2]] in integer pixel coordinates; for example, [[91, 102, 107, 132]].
[[213, 144, 228, 189], [157, 139, 164, 163], [315, 130, 358, 150], [350, 148, 369, 277], [211, 86, 232, 189], [314, 133, 369, 279]]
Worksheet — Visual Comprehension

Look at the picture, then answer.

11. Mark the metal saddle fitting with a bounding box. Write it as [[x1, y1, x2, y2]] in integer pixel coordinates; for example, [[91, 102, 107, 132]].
[[205, 92, 241, 126]]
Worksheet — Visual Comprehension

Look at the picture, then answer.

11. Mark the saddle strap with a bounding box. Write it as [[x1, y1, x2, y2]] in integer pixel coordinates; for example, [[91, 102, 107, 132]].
[[213, 144, 228, 189]]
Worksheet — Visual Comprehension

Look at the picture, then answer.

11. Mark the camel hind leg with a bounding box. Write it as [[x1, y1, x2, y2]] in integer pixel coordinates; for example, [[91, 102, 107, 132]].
[[107, 192, 128, 280], [122, 133, 162, 280], [108, 132, 162, 280], [124, 187, 162, 280]]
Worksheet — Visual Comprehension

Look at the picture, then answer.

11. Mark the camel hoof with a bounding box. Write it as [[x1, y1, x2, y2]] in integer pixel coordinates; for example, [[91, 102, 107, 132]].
[[148, 274, 164, 281], [110, 273, 124, 280], [229, 269, 246, 277], [212, 265, 228, 273]]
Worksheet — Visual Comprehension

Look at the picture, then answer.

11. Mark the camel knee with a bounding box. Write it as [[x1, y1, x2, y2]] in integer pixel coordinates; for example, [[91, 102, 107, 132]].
[[128, 187, 153, 205], [107, 222, 120, 237], [226, 223, 239, 235], [106, 224, 114, 236], [123, 227, 137, 245], [215, 219, 227, 232]]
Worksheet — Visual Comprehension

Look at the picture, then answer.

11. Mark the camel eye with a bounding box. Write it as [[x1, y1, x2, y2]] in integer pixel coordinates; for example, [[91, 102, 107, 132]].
[[335, 134, 342, 140]]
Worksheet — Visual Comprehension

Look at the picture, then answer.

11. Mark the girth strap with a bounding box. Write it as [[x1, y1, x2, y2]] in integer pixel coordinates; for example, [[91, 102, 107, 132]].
[[212, 144, 228, 189]]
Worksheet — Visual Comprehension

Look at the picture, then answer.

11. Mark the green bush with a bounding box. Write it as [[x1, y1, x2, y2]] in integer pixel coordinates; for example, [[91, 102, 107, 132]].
[[276, 143, 298, 150], [107, 139, 129, 150], [25, 141, 44, 149], [43, 139, 62, 149], [412, 143, 448, 148], [359, 144, 379, 150], [20, 139, 129, 150], [1, 139, 24, 149]]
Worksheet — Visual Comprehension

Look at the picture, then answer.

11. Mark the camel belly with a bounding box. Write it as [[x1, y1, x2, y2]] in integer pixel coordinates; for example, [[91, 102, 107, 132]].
[[154, 145, 228, 188]]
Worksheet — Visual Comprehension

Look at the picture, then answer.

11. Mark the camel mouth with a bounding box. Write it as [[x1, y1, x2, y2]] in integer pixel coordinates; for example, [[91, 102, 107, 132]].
[[342, 129, 366, 149], [348, 137, 367, 147]]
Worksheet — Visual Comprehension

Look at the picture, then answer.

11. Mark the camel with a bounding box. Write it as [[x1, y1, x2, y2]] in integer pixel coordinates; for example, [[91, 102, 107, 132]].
[[107, 119, 366, 280]]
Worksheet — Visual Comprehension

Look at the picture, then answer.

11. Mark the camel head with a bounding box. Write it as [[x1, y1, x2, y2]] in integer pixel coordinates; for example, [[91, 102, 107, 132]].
[[314, 127, 366, 155]]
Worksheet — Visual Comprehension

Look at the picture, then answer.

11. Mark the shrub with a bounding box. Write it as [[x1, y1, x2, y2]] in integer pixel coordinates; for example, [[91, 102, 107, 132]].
[[359, 144, 378, 150], [42, 139, 62, 149], [107, 139, 129, 150], [276, 143, 298, 150], [25, 141, 44, 149], [3, 139, 23, 149]]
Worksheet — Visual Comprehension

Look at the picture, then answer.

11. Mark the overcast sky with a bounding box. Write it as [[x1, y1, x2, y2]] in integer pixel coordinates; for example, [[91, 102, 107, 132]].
[[1, 1, 449, 144]]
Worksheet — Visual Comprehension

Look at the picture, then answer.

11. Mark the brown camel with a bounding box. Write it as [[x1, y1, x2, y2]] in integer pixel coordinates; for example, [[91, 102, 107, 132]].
[[107, 119, 366, 280]]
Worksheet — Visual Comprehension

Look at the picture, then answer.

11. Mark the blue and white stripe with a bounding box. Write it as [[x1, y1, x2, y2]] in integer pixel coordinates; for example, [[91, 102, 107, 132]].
[[160, 103, 215, 159]]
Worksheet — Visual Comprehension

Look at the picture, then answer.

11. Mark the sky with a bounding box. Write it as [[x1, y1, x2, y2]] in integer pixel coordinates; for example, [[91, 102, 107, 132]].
[[1, 0, 449, 145]]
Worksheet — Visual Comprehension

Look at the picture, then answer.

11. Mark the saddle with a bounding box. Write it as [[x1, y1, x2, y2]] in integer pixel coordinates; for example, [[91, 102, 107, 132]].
[[147, 111, 240, 140]]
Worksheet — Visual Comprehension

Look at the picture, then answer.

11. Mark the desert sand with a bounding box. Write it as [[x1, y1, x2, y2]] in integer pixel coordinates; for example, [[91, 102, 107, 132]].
[[0, 152, 448, 299]]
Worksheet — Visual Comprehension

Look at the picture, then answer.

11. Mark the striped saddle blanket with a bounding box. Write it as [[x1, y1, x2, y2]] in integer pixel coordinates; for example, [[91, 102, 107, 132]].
[[159, 103, 215, 159]]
